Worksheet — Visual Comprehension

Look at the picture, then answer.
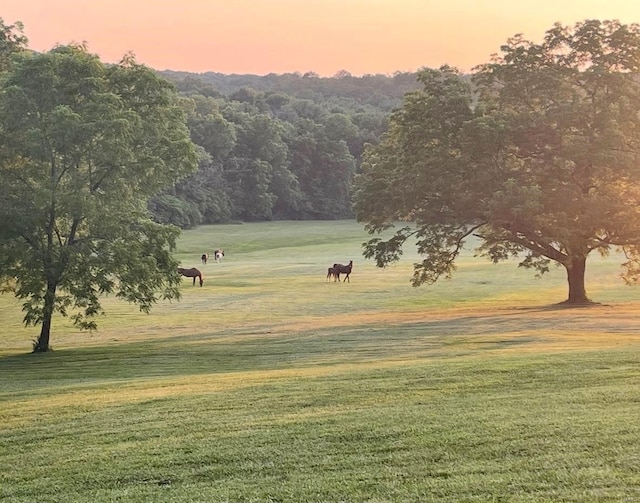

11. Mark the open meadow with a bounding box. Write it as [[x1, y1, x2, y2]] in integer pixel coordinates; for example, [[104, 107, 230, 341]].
[[1, 220, 640, 502]]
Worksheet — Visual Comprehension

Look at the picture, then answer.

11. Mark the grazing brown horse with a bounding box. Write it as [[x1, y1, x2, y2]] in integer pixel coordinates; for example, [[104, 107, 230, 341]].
[[178, 267, 204, 287], [201, 253, 208, 265], [332, 260, 353, 282]]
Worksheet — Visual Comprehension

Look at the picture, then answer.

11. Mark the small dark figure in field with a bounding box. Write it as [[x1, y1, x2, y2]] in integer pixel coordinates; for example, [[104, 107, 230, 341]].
[[327, 266, 338, 281], [201, 253, 208, 265], [214, 249, 225, 262], [178, 267, 204, 287], [333, 260, 353, 282]]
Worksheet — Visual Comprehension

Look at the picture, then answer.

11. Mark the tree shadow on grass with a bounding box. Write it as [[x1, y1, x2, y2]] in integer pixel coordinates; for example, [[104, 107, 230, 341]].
[[1, 299, 629, 395], [510, 300, 609, 313]]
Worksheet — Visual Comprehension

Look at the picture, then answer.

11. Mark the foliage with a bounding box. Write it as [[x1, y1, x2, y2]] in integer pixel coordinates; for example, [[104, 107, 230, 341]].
[[0, 18, 28, 73], [152, 69, 404, 226], [161, 69, 421, 110], [0, 45, 198, 351], [353, 20, 640, 304]]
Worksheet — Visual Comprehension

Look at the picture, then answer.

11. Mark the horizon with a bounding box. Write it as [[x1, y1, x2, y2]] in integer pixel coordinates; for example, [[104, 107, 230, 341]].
[[2, 1, 639, 77]]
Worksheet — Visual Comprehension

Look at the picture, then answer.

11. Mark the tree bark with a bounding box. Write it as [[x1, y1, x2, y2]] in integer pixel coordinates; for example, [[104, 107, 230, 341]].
[[32, 282, 56, 353], [563, 255, 591, 304]]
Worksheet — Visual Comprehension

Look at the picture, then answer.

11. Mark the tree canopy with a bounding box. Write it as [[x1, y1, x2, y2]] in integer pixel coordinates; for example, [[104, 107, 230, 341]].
[[0, 18, 27, 73], [151, 84, 376, 226], [0, 43, 198, 352], [353, 20, 640, 304]]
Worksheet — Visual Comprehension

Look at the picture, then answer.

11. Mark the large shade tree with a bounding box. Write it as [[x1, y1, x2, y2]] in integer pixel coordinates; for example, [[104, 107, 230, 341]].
[[0, 44, 198, 352], [353, 20, 640, 304]]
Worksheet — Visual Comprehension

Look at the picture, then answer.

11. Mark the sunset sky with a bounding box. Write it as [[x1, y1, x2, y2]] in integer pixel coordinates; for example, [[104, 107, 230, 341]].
[[2, 1, 639, 76]]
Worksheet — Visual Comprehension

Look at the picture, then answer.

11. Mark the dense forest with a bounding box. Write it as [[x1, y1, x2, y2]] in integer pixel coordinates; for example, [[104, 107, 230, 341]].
[[149, 70, 421, 227]]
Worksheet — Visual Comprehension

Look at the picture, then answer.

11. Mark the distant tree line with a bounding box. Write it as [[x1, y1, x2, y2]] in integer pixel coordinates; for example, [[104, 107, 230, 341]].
[[149, 70, 421, 227]]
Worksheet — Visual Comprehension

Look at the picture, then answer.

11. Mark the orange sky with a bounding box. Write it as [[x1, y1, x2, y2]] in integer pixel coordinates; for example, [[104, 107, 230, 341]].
[[2, 1, 639, 76]]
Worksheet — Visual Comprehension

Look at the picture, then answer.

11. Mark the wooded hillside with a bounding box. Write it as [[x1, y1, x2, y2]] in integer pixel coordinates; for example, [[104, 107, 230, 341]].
[[150, 70, 421, 227]]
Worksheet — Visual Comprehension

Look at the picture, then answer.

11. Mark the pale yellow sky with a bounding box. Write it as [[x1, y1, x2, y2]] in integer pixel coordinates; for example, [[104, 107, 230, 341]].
[[2, 1, 639, 76]]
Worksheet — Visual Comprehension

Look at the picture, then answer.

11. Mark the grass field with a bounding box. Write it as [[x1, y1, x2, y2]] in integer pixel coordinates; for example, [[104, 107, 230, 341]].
[[1, 220, 640, 502]]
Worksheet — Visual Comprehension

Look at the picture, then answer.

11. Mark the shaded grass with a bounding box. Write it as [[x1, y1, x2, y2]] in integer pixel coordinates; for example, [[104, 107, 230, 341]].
[[2, 351, 640, 502], [2, 220, 640, 502]]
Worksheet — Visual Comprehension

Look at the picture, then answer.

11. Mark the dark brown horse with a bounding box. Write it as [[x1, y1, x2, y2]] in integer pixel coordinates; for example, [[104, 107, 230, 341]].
[[178, 267, 204, 287], [327, 266, 338, 281], [201, 253, 208, 265], [332, 260, 353, 282]]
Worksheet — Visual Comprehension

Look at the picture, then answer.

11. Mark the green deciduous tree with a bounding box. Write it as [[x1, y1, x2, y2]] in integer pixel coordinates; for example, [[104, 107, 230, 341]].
[[353, 20, 640, 305], [223, 106, 300, 220], [285, 117, 356, 219], [0, 45, 198, 352], [149, 96, 236, 228]]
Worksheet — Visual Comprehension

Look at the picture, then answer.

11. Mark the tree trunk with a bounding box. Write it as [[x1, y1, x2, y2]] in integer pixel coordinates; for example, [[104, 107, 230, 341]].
[[563, 255, 590, 305], [32, 282, 56, 353]]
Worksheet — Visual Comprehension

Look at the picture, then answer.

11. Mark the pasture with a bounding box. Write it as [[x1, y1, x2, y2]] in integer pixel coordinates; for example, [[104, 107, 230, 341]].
[[1, 220, 640, 502]]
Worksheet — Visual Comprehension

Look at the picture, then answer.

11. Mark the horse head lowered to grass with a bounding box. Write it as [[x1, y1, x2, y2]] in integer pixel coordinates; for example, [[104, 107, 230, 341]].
[[178, 267, 204, 287]]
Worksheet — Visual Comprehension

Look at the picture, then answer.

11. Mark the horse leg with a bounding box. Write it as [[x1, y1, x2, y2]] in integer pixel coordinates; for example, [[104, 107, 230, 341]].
[[192, 276, 196, 286]]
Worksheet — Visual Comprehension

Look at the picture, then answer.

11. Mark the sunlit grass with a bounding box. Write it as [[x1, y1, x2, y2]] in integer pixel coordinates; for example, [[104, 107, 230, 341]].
[[1, 220, 640, 502]]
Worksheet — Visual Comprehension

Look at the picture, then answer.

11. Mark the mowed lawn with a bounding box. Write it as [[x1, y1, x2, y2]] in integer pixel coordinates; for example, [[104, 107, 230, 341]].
[[1, 220, 640, 502]]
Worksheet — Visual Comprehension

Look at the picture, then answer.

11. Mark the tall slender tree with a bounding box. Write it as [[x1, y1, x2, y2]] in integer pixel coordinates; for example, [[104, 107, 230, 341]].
[[0, 45, 198, 352]]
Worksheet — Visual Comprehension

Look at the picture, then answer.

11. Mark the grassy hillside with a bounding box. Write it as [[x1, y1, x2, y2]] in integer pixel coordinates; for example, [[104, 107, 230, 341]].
[[1, 221, 639, 502]]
